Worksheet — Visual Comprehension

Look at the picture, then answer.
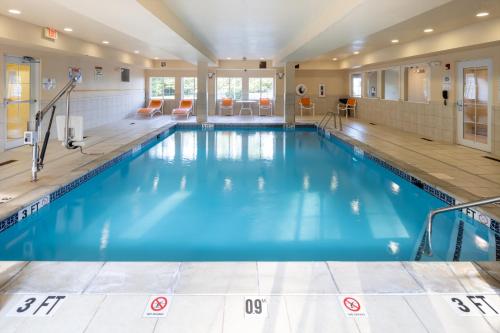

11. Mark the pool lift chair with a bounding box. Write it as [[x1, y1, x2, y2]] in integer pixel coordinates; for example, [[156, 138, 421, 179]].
[[24, 68, 83, 182]]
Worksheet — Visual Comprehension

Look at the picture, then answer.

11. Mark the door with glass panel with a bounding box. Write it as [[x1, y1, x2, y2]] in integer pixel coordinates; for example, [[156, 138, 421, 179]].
[[456, 59, 492, 151], [3, 56, 39, 149]]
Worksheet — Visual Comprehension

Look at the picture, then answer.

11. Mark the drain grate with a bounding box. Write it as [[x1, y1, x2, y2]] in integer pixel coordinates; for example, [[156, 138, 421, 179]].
[[0, 159, 17, 167], [421, 137, 433, 142], [483, 156, 500, 163]]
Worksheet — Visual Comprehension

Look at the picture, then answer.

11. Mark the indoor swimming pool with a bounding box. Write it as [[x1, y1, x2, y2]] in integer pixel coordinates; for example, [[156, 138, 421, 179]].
[[0, 127, 496, 261]]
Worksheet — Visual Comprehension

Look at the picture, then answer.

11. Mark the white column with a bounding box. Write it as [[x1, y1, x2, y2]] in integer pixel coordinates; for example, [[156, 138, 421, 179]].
[[196, 61, 208, 123], [283, 62, 296, 124]]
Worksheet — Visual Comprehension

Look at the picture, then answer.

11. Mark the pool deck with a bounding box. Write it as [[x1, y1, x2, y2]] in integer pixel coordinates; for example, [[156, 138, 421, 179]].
[[0, 261, 499, 332], [0, 114, 499, 332]]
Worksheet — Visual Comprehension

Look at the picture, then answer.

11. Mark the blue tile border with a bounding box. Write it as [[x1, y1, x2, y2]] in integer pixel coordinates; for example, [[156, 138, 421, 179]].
[[0, 125, 176, 234], [316, 127, 499, 236]]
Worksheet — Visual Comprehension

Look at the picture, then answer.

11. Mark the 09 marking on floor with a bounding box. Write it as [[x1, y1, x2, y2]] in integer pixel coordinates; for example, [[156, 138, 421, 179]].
[[7, 295, 66, 317], [339, 296, 368, 317], [445, 295, 499, 316], [244, 297, 269, 319], [143, 295, 171, 317]]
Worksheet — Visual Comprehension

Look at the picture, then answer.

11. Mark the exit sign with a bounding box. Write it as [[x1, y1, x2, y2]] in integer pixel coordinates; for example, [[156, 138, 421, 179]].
[[44, 27, 58, 40]]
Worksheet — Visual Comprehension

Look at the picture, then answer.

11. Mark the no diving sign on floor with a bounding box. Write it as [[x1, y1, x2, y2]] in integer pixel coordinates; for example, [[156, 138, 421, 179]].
[[143, 295, 171, 317], [339, 296, 368, 317]]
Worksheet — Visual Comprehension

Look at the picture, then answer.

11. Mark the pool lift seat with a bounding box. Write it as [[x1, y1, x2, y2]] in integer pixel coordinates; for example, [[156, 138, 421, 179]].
[[25, 68, 83, 182]]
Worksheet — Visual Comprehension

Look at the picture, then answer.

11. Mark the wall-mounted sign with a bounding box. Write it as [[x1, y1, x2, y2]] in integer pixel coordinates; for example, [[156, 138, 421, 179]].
[[296, 84, 307, 96], [319, 84, 326, 97], [94, 66, 104, 80], [68, 67, 82, 83], [43, 28, 58, 40], [42, 78, 56, 90]]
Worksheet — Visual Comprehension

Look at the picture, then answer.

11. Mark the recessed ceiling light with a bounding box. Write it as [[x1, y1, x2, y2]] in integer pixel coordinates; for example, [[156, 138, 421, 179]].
[[332, 57, 338, 61], [391, 39, 399, 43], [476, 12, 489, 17], [63, 27, 73, 32], [8, 9, 21, 15], [260, 57, 265, 60], [102, 40, 110, 44], [353, 51, 359, 55], [424, 28, 434, 33], [134, 50, 140, 54], [154, 57, 159, 60], [226, 57, 232, 60]]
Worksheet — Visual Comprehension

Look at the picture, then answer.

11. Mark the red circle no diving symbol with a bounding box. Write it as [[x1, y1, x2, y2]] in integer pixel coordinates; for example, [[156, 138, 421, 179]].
[[151, 296, 168, 312], [343, 297, 361, 312]]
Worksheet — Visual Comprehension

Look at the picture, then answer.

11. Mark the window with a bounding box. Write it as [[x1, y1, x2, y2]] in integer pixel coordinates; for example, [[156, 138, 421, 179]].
[[405, 65, 430, 103], [249, 77, 274, 100], [150, 77, 175, 99], [351, 73, 362, 97], [181, 77, 197, 100], [216, 77, 242, 100], [365, 71, 378, 98], [382, 68, 400, 100]]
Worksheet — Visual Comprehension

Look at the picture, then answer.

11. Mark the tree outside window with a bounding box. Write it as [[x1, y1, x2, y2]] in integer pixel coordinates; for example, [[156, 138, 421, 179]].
[[182, 77, 197, 100], [216, 77, 242, 100], [249, 78, 274, 100], [150, 77, 175, 99]]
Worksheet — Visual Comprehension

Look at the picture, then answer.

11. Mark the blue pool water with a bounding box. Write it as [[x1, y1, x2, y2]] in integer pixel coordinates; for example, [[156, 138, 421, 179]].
[[0, 128, 496, 261]]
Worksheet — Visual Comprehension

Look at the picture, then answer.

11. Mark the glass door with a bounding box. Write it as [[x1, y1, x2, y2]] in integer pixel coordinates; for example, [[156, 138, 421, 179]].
[[4, 56, 39, 149], [457, 59, 492, 151]]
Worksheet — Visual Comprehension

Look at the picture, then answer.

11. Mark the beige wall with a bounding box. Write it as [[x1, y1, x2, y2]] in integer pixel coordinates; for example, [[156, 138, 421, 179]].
[[348, 43, 500, 156], [0, 44, 146, 152], [294, 69, 348, 115]]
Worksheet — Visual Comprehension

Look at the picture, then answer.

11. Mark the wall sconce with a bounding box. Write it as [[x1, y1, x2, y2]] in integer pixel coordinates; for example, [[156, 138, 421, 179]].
[[277, 72, 285, 79], [208, 72, 215, 79]]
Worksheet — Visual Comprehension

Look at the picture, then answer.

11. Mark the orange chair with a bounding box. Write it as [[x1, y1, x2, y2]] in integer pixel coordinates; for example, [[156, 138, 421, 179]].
[[298, 97, 315, 117], [337, 98, 357, 118], [137, 99, 163, 118], [220, 98, 234, 116], [172, 99, 194, 119], [258, 98, 273, 116]]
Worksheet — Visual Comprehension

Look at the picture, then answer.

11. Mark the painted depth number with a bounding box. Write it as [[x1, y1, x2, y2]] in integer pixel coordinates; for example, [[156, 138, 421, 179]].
[[244, 297, 268, 318]]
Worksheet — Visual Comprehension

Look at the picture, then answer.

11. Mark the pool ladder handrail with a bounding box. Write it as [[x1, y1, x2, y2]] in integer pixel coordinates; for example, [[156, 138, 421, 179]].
[[318, 110, 342, 131], [425, 195, 500, 256]]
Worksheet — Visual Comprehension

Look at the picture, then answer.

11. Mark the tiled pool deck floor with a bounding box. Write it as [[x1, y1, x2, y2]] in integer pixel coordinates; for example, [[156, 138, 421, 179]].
[[0, 261, 499, 332], [0, 114, 499, 332]]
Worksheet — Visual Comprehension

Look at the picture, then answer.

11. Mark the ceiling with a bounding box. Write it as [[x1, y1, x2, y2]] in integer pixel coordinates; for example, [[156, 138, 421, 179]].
[[0, 0, 499, 66], [317, 0, 500, 63]]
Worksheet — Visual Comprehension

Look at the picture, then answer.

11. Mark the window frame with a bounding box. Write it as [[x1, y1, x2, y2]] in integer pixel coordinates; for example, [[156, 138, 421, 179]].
[[364, 71, 379, 99], [149, 76, 175, 99], [350, 73, 362, 98], [381, 67, 401, 101], [248, 77, 274, 100], [216, 77, 243, 100], [404, 63, 431, 104], [181, 77, 197, 100]]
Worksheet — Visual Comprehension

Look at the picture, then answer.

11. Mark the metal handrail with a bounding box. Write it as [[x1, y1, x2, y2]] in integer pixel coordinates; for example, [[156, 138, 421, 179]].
[[425, 196, 500, 256], [318, 110, 342, 131]]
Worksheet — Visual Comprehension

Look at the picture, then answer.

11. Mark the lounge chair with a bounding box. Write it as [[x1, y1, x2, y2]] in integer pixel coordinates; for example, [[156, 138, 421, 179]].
[[298, 97, 315, 117], [258, 98, 273, 116], [220, 98, 234, 116], [137, 99, 163, 118], [337, 98, 357, 118], [172, 99, 194, 119]]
